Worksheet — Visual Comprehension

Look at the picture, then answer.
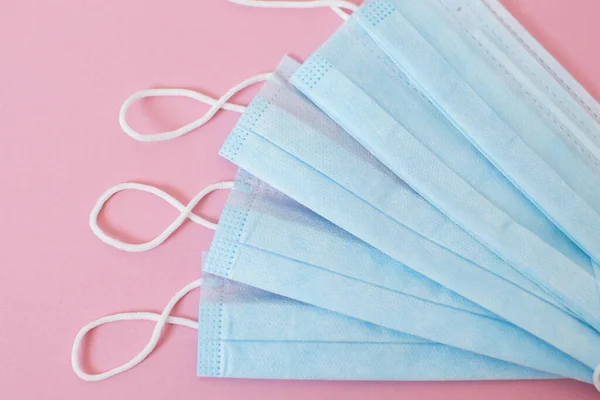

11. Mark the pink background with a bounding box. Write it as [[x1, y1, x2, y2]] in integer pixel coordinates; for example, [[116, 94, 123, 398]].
[[1, 0, 599, 399]]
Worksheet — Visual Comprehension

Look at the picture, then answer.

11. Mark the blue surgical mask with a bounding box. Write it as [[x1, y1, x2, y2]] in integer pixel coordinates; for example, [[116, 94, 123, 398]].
[[226, 57, 565, 310], [77, 0, 600, 387], [80, 161, 592, 381], [209, 170, 487, 316], [365, 0, 600, 272], [198, 274, 554, 381], [82, 163, 561, 381], [289, 0, 599, 331], [70, 271, 555, 382], [204, 169, 593, 382], [384, 0, 600, 293], [83, 159, 582, 380], [217, 56, 600, 382]]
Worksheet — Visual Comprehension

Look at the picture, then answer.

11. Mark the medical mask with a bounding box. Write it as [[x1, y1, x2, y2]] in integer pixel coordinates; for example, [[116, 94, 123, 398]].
[[86, 163, 593, 381], [238, 57, 569, 310], [71, 272, 554, 382], [322, 0, 600, 295], [208, 170, 488, 317], [80, 0, 600, 387], [87, 164, 557, 380], [289, 0, 599, 331], [83, 176, 569, 381], [216, 56, 600, 382], [198, 274, 554, 381], [203, 169, 592, 382], [373, 0, 600, 270]]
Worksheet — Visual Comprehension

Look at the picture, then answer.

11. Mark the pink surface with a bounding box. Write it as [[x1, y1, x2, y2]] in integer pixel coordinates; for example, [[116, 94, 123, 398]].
[[1, 1, 599, 399]]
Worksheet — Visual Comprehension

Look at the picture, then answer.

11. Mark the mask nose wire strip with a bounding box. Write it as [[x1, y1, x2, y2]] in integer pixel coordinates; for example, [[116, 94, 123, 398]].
[[90, 181, 235, 252], [229, 0, 357, 20], [119, 73, 272, 142], [72, 278, 202, 382]]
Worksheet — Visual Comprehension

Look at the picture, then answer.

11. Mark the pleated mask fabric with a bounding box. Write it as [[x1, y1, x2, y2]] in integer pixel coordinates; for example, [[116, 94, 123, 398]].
[[357, 0, 600, 273], [198, 274, 555, 381], [71, 268, 558, 382], [290, 0, 600, 331], [217, 56, 600, 383], [203, 169, 592, 382]]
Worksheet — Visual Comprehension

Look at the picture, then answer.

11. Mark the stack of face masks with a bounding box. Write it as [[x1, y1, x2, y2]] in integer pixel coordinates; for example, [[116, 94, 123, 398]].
[[73, 0, 600, 392]]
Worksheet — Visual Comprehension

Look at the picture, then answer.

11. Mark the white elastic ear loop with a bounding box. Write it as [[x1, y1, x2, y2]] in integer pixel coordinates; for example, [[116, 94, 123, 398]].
[[120, 73, 272, 142], [593, 365, 600, 392], [90, 181, 235, 252], [230, 0, 357, 20], [329, 5, 351, 20], [229, 0, 358, 11], [72, 279, 202, 382]]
